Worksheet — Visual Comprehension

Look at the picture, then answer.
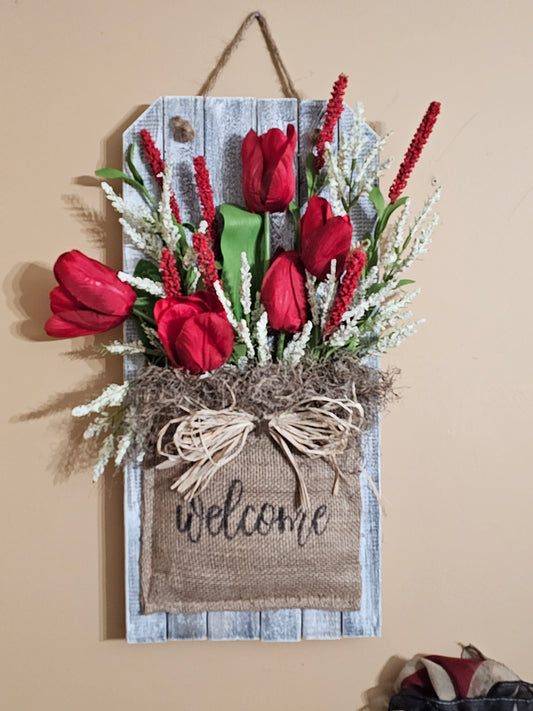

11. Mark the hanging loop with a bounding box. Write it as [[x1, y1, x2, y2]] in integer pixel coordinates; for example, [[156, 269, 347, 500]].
[[198, 11, 301, 100]]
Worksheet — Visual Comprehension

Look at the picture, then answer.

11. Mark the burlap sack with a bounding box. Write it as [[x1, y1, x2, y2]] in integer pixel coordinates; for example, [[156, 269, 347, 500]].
[[140, 433, 362, 613]]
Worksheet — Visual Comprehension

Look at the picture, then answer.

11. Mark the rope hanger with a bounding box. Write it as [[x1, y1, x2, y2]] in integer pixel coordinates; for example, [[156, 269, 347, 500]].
[[198, 11, 302, 100]]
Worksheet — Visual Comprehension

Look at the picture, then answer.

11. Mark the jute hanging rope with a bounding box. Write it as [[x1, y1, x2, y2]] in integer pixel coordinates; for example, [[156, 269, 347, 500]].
[[198, 11, 302, 100]]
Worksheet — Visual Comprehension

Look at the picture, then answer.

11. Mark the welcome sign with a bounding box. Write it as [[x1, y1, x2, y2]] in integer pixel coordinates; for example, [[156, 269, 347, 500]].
[[120, 93, 385, 642], [141, 436, 363, 614]]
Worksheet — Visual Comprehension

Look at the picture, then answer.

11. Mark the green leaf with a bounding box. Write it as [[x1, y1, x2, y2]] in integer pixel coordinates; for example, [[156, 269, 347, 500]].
[[366, 281, 388, 295], [219, 204, 263, 321], [134, 259, 162, 282], [306, 153, 317, 199], [396, 279, 415, 288], [95, 168, 146, 195], [368, 187, 385, 218], [377, 196, 408, 235], [230, 342, 248, 364], [126, 144, 145, 187], [288, 200, 301, 249]]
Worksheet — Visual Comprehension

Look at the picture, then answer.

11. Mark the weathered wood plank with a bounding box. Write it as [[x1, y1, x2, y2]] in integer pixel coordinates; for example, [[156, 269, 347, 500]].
[[337, 107, 382, 637], [207, 610, 261, 641], [299, 99, 344, 640], [167, 613, 207, 641], [338, 107, 379, 245], [343, 362, 382, 636], [163, 96, 205, 226], [203, 96, 260, 640], [302, 610, 342, 640], [256, 98, 303, 643], [123, 99, 167, 644], [161, 96, 208, 641], [261, 609, 302, 643], [297, 100, 325, 208], [204, 96, 256, 208]]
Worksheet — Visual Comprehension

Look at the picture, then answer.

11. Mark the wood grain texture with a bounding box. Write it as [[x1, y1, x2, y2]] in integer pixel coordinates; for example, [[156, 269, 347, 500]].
[[256, 98, 302, 643], [123, 98, 167, 645], [203, 96, 260, 641], [162, 96, 208, 640], [122, 97, 381, 643], [298, 100, 341, 640]]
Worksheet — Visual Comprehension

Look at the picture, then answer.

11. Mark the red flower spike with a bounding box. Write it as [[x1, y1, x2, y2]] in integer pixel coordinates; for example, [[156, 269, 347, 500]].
[[44, 249, 136, 338], [193, 156, 217, 248], [155, 290, 234, 374], [159, 249, 181, 299], [315, 74, 349, 172], [139, 128, 181, 223], [388, 101, 441, 204], [192, 231, 218, 289], [324, 250, 367, 339]]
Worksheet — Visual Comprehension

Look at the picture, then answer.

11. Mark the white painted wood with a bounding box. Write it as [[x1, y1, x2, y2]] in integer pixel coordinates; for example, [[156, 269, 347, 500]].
[[207, 611, 261, 641], [298, 100, 343, 640], [256, 98, 303, 643], [297, 100, 325, 208], [302, 610, 342, 640], [167, 613, 207, 641], [203, 96, 260, 641], [338, 107, 379, 246], [342, 406, 382, 637], [122, 96, 381, 643], [261, 609, 302, 643], [163, 96, 205, 226], [336, 105, 382, 637], [162, 96, 208, 641], [122, 97, 167, 645]]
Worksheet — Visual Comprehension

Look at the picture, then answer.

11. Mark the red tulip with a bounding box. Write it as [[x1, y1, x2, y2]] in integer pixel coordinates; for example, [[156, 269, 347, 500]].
[[299, 195, 352, 281], [261, 251, 308, 333], [154, 290, 234, 374], [241, 124, 297, 213], [45, 249, 136, 338]]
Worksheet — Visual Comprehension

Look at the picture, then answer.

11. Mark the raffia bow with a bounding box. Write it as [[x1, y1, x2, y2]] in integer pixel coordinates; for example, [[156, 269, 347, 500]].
[[155, 394, 364, 511]]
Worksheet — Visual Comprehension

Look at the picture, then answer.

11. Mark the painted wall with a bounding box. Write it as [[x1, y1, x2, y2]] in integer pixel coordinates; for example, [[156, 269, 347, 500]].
[[3, 0, 532, 708]]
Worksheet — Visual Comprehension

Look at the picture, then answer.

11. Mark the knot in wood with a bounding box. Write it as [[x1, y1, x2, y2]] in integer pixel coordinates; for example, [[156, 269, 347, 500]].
[[308, 128, 322, 146], [170, 116, 195, 142]]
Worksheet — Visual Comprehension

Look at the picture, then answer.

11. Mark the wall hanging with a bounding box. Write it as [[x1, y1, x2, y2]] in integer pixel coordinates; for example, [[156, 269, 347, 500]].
[[44, 12, 441, 643]]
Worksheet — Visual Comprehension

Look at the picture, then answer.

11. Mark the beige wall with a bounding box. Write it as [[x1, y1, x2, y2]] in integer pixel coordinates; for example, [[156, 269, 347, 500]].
[[3, 0, 533, 708]]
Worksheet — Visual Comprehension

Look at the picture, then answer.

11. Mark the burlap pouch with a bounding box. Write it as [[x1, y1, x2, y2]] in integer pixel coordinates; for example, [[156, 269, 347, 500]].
[[127, 356, 392, 614], [141, 435, 362, 613]]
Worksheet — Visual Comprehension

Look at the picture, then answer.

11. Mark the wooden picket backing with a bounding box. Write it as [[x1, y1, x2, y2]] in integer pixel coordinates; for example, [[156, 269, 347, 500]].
[[122, 97, 380, 643]]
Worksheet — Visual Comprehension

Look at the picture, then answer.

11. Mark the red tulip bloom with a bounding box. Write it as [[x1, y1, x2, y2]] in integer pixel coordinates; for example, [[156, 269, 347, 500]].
[[241, 124, 297, 213], [45, 250, 136, 338], [299, 195, 352, 281], [261, 251, 308, 333], [154, 291, 234, 374]]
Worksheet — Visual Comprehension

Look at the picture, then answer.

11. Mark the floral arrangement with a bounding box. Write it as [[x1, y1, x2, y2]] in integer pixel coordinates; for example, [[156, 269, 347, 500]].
[[45, 75, 441, 484]]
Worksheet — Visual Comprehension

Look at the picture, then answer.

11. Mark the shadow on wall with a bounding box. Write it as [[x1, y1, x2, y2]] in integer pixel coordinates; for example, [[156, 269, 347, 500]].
[[361, 655, 407, 711], [4, 104, 151, 641]]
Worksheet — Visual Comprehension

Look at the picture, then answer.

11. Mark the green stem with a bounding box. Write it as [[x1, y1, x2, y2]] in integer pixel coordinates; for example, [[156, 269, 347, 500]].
[[133, 308, 157, 327], [276, 332, 286, 363], [262, 212, 271, 278]]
